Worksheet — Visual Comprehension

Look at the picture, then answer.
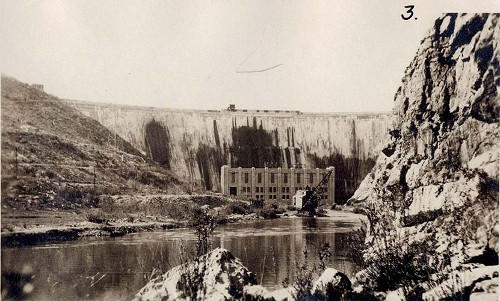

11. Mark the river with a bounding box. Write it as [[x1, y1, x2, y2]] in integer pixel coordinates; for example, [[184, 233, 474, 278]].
[[1, 211, 365, 301]]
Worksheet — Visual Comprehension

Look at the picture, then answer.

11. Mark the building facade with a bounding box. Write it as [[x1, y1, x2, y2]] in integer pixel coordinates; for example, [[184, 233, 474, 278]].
[[220, 165, 335, 205]]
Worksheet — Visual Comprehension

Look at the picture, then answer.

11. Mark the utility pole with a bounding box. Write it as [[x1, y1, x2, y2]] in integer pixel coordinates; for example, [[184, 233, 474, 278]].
[[15, 147, 18, 179], [93, 162, 96, 196]]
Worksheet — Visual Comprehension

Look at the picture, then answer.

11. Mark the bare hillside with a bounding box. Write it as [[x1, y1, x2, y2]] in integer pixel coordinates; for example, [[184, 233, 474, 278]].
[[1, 75, 186, 213]]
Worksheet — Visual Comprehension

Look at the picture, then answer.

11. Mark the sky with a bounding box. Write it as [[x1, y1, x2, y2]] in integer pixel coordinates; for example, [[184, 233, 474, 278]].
[[1, 1, 498, 113]]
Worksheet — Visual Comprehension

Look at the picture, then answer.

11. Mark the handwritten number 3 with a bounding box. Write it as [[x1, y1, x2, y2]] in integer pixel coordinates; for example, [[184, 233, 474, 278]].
[[401, 5, 415, 20]]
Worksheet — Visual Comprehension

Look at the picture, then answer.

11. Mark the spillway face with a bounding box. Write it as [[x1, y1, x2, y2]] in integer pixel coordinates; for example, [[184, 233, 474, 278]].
[[68, 103, 390, 200], [144, 119, 171, 168]]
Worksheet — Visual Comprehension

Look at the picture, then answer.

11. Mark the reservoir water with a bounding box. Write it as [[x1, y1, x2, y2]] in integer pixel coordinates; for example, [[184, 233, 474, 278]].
[[2, 211, 364, 300]]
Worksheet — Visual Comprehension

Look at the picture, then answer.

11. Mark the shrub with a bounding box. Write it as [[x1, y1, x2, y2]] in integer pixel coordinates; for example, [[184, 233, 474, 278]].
[[57, 186, 84, 203], [259, 208, 278, 219], [364, 236, 443, 292], [291, 242, 333, 301], [225, 201, 250, 215], [43, 170, 57, 179], [177, 211, 217, 300], [87, 212, 109, 224], [343, 222, 367, 269]]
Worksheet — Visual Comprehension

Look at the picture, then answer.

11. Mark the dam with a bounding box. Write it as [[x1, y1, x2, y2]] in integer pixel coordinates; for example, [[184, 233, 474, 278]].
[[66, 100, 391, 202]]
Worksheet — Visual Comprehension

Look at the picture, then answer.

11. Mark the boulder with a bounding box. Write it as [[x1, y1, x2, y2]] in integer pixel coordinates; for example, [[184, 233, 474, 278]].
[[243, 285, 295, 301], [422, 265, 499, 301], [312, 268, 352, 300], [133, 248, 256, 301]]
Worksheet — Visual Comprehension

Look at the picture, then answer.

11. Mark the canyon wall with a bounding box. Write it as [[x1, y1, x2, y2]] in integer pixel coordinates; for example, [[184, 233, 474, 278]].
[[350, 13, 499, 297], [66, 101, 389, 200]]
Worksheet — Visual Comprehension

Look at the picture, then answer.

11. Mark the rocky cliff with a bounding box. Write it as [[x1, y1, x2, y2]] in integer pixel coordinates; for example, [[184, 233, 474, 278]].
[[67, 101, 390, 200], [350, 13, 499, 298]]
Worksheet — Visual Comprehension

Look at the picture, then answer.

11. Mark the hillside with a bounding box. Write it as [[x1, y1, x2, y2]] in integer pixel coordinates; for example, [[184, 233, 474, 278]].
[[1, 75, 186, 216], [349, 13, 499, 299]]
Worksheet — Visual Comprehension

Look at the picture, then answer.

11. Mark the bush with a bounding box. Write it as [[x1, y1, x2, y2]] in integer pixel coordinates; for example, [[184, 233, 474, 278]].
[[364, 237, 443, 292], [225, 201, 250, 215], [57, 186, 84, 203], [343, 224, 367, 268], [290, 242, 334, 301], [87, 212, 110, 224], [259, 208, 278, 219], [177, 211, 217, 300], [43, 170, 57, 179]]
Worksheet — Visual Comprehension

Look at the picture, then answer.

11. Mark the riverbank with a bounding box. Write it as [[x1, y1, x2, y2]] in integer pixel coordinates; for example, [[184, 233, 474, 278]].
[[1, 193, 364, 248], [1, 193, 311, 247], [1, 220, 179, 247]]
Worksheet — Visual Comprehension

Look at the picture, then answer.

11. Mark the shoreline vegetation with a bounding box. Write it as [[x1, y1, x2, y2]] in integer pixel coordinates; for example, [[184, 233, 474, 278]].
[[2, 194, 334, 248]]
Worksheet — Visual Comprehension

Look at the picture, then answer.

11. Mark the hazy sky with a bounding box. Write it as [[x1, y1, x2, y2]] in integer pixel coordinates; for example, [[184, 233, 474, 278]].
[[1, 1, 498, 112]]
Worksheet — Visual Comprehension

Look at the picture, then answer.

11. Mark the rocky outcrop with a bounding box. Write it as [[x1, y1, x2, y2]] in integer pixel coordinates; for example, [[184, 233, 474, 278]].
[[350, 13, 499, 298], [134, 248, 354, 301], [67, 100, 390, 199], [133, 248, 256, 301]]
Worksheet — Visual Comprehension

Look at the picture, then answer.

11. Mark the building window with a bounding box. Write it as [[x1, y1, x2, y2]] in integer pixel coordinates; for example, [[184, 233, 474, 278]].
[[270, 173, 275, 183], [231, 172, 236, 183], [296, 173, 301, 184], [244, 173, 249, 183], [269, 187, 273, 193], [282, 187, 285, 193], [283, 173, 288, 183], [257, 173, 262, 183], [255, 187, 259, 193], [309, 173, 314, 183]]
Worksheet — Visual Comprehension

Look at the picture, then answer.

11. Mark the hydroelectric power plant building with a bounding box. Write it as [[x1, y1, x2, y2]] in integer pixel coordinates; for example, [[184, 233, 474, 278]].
[[220, 166, 335, 205]]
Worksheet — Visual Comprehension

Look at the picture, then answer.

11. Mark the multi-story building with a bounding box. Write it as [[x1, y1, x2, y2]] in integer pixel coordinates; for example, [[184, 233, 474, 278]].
[[220, 165, 335, 205]]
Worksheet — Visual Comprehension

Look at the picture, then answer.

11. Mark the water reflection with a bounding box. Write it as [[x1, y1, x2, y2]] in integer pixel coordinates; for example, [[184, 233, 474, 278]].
[[2, 213, 363, 301]]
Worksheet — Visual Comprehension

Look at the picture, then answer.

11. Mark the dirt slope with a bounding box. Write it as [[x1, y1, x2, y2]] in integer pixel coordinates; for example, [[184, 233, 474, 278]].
[[1, 75, 186, 214]]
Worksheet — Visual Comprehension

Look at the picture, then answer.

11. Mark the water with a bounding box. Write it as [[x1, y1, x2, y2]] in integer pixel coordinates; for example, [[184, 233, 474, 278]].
[[2, 212, 364, 301]]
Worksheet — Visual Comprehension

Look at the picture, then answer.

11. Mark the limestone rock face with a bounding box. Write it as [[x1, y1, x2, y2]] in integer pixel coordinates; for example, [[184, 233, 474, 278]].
[[352, 13, 499, 206], [349, 13, 499, 296], [133, 248, 256, 301]]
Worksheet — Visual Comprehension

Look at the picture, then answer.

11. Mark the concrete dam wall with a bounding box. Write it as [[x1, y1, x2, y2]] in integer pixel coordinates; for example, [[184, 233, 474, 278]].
[[66, 100, 390, 201]]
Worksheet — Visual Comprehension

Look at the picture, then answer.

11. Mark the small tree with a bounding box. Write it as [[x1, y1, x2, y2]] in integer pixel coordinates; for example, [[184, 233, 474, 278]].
[[178, 209, 216, 300]]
